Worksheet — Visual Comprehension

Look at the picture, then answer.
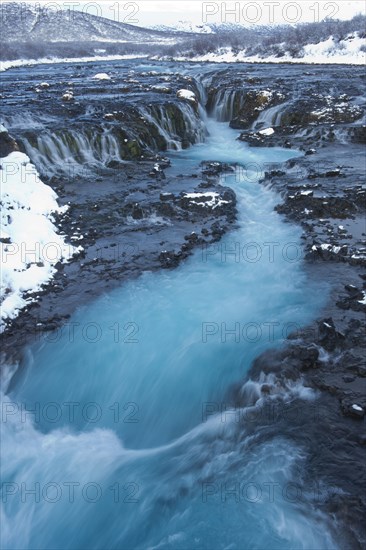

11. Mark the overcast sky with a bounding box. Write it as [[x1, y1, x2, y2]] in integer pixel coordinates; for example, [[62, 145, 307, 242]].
[[23, 1, 366, 28]]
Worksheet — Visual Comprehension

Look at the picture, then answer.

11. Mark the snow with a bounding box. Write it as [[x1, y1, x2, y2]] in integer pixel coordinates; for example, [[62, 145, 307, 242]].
[[300, 190, 313, 196], [62, 92, 74, 101], [170, 32, 366, 65], [0, 54, 146, 72], [320, 244, 341, 254], [185, 192, 218, 199], [261, 91, 273, 99], [1, 30, 364, 73], [184, 192, 229, 209], [358, 291, 366, 305], [0, 148, 79, 331], [302, 33, 366, 64], [177, 89, 196, 102], [258, 127, 274, 136], [152, 20, 214, 34], [92, 73, 111, 80], [151, 85, 171, 93], [351, 404, 363, 412]]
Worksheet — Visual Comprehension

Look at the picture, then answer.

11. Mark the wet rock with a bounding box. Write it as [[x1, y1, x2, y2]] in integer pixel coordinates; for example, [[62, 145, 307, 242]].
[[342, 375, 356, 383], [0, 130, 20, 157], [295, 344, 320, 369], [200, 161, 235, 177], [131, 204, 144, 220], [317, 318, 345, 351], [158, 250, 180, 268], [341, 400, 365, 419], [150, 163, 166, 179], [227, 90, 285, 129], [351, 125, 366, 144], [160, 192, 174, 201]]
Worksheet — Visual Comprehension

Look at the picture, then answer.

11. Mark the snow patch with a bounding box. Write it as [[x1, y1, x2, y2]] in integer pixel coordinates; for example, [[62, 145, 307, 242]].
[[0, 54, 146, 72], [258, 127, 274, 136], [0, 149, 79, 331], [177, 89, 196, 102], [92, 73, 111, 80], [184, 192, 229, 209]]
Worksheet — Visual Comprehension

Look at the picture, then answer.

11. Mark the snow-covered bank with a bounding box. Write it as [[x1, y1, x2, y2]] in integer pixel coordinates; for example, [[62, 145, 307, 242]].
[[1, 31, 365, 71], [0, 54, 146, 72], [170, 33, 366, 65], [0, 131, 79, 331]]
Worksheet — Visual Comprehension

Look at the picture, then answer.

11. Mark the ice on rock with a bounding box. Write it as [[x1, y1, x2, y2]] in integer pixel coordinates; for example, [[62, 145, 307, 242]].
[[184, 192, 229, 209], [177, 89, 196, 102], [92, 73, 111, 80], [258, 128, 275, 136]]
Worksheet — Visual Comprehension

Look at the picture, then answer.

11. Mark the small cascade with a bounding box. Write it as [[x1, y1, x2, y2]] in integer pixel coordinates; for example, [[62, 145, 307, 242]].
[[252, 101, 291, 131], [139, 101, 207, 150], [210, 88, 244, 122], [20, 127, 126, 177], [139, 105, 181, 150], [10, 98, 208, 178]]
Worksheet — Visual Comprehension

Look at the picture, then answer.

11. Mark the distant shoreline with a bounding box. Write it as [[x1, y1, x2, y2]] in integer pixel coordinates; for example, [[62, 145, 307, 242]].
[[1, 53, 365, 72]]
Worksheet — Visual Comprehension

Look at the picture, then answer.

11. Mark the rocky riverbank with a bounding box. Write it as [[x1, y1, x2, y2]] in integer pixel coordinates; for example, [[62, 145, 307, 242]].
[[203, 62, 365, 417], [214, 64, 366, 547]]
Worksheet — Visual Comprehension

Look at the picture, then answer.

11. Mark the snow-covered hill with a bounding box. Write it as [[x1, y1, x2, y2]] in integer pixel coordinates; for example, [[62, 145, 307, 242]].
[[151, 20, 214, 34], [0, 2, 181, 43]]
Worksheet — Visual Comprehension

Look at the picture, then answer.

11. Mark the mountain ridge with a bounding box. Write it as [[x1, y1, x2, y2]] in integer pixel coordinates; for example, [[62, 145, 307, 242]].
[[0, 2, 194, 43]]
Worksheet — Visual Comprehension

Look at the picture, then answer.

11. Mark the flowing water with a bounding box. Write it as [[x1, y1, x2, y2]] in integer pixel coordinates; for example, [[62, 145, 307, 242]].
[[1, 70, 336, 549]]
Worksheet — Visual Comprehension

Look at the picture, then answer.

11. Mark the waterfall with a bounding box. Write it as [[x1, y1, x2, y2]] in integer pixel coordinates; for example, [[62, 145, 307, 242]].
[[252, 101, 291, 131], [210, 89, 243, 122], [20, 127, 126, 177], [10, 98, 208, 178], [139, 101, 207, 151]]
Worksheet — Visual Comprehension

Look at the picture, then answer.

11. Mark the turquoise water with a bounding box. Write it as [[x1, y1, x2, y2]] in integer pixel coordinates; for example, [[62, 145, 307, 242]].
[[1, 120, 335, 549]]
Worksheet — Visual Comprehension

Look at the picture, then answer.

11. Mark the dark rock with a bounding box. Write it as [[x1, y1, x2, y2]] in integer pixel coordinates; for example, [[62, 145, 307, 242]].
[[200, 161, 235, 177], [341, 400, 365, 419], [317, 318, 345, 350], [131, 204, 144, 220], [296, 344, 320, 369], [0, 131, 20, 157]]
